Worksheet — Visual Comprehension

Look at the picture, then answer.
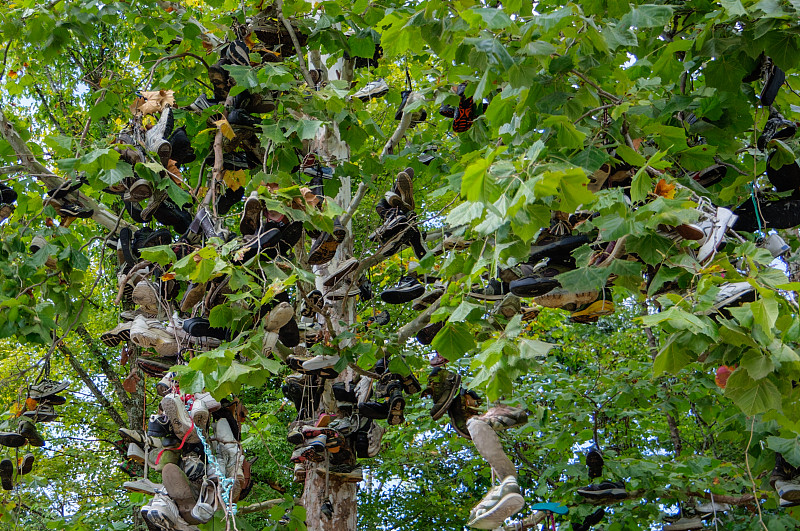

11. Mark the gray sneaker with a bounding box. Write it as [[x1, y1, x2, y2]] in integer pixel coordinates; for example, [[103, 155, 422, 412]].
[[144, 107, 174, 166], [466, 475, 525, 529]]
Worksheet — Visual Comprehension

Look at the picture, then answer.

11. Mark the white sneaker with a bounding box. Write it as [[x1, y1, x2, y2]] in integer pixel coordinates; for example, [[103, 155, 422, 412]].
[[130, 315, 178, 357], [703, 282, 754, 315], [352, 78, 389, 101], [696, 206, 737, 263], [302, 354, 341, 371], [160, 394, 199, 443], [191, 478, 218, 523]]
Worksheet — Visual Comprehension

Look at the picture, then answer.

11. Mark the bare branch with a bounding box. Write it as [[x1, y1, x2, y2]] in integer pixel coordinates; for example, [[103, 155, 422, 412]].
[[382, 92, 422, 158], [61, 343, 126, 427], [339, 182, 368, 228], [275, 0, 316, 87]]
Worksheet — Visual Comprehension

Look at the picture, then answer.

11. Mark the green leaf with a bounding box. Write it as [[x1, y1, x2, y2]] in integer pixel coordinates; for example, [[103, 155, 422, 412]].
[[620, 5, 673, 29], [615, 145, 647, 167], [720, 0, 747, 17], [767, 437, 800, 468], [724, 370, 782, 415], [431, 322, 477, 361], [653, 332, 694, 376], [678, 145, 718, 171], [461, 159, 497, 203], [740, 349, 775, 380]]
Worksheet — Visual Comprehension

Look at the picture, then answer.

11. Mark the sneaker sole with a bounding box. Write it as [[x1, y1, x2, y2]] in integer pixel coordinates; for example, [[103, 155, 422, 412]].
[[431, 373, 461, 421], [160, 397, 197, 443]]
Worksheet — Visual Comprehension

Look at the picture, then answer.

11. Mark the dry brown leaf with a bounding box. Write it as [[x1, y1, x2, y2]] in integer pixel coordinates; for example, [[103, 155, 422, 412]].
[[161, 272, 176, 281]]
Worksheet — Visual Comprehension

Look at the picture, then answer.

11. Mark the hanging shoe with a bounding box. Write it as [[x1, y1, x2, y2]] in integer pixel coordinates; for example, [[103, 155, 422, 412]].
[[466, 476, 525, 529], [352, 78, 389, 101]]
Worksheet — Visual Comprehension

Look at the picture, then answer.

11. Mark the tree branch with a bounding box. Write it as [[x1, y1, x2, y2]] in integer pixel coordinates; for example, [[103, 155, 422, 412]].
[[275, 0, 315, 87], [74, 325, 130, 409], [397, 298, 441, 345], [0, 107, 134, 233], [339, 182, 367, 228], [382, 92, 422, 158], [239, 497, 299, 514], [61, 343, 126, 427]]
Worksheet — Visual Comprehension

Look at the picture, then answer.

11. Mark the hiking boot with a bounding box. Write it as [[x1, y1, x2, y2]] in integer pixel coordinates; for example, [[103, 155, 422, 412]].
[[447, 389, 482, 439], [381, 276, 425, 304], [425, 367, 461, 420], [577, 480, 627, 499], [358, 401, 390, 419], [466, 475, 525, 529], [308, 231, 340, 265]]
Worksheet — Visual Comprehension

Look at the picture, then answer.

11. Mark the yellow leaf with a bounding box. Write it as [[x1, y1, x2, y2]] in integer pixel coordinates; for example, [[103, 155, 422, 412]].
[[214, 118, 236, 140], [223, 169, 247, 191], [8, 70, 17, 79], [161, 272, 175, 281]]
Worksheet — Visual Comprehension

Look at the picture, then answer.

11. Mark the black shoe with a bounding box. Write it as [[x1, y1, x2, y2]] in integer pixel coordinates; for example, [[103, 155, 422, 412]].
[[60, 203, 94, 218], [153, 199, 193, 234], [761, 61, 785, 107], [0, 431, 26, 448], [217, 186, 245, 216], [332, 382, 358, 404], [279, 318, 301, 348], [0, 458, 13, 490], [47, 177, 85, 200], [168, 126, 196, 165], [182, 317, 229, 340], [576, 481, 627, 499], [227, 108, 261, 128], [308, 231, 340, 266], [147, 413, 173, 438], [469, 278, 510, 301], [0, 183, 17, 204], [233, 228, 281, 265], [365, 310, 390, 328], [758, 108, 797, 151], [124, 200, 146, 223], [416, 321, 444, 345], [358, 401, 390, 419], [586, 447, 604, 479], [766, 150, 800, 192], [17, 418, 44, 447], [381, 276, 425, 304], [573, 508, 605, 531]]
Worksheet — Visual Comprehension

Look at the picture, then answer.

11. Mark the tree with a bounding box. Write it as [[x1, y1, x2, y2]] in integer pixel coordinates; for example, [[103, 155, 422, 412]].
[[2, 0, 800, 529]]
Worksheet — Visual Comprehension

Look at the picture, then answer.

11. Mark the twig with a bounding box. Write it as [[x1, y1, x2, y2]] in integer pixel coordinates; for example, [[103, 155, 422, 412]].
[[573, 103, 615, 125], [0, 40, 12, 84], [275, 0, 315, 87], [347, 363, 380, 380], [239, 498, 298, 514], [571, 70, 622, 104], [745, 416, 769, 531], [397, 298, 441, 345]]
